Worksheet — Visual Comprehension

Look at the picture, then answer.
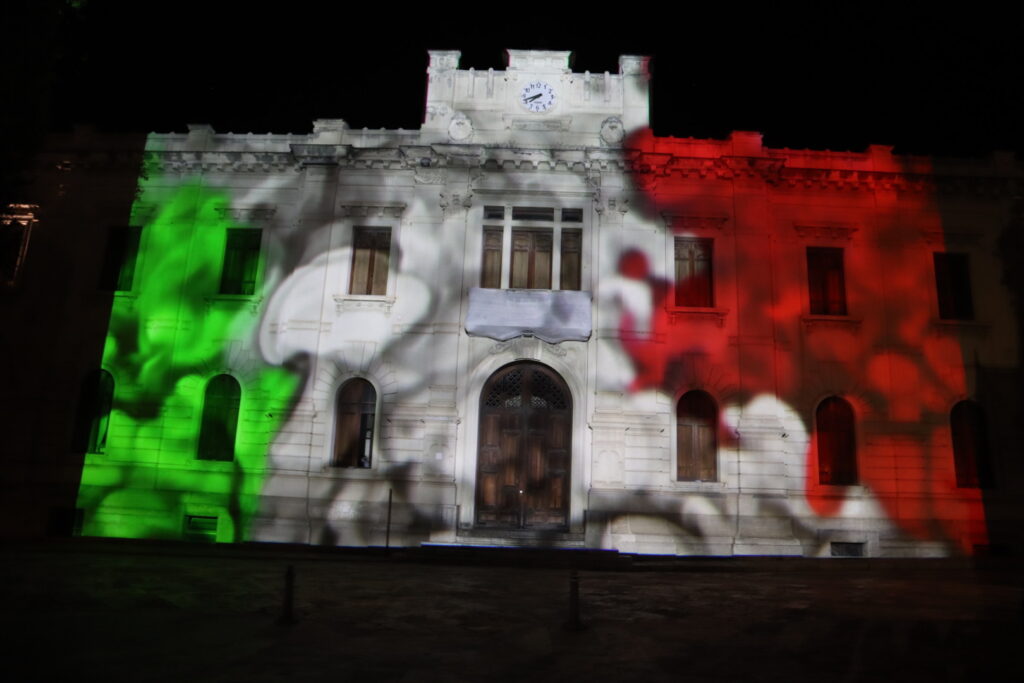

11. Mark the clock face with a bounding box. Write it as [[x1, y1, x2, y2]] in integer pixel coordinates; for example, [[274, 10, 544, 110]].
[[520, 81, 556, 113]]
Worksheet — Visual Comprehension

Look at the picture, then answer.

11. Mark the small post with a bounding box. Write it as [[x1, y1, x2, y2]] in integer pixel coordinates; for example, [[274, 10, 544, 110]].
[[565, 569, 584, 631], [385, 488, 393, 549], [278, 564, 295, 625]]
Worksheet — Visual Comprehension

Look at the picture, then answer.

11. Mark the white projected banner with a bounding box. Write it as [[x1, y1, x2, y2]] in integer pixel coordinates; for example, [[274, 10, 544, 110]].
[[465, 287, 592, 343]]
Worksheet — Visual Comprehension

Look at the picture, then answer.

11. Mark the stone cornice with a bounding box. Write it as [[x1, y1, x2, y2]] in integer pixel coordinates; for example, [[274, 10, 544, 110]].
[[628, 151, 1021, 196], [39, 145, 1021, 198]]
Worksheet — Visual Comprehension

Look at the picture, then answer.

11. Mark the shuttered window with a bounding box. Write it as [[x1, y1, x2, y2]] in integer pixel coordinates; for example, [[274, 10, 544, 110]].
[[350, 228, 391, 296], [480, 206, 584, 291], [197, 375, 241, 462], [807, 247, 847, 315], [951, 400, 993, 488], [220, 229, 261, 295], [510, 230, 552, 289], [333, 379, 376, 468], [674, 238, 713, 307], [560, 229, 582, 291], [481, 227, 503, 289], [816, 396, 857, 485], [99, 226, 141, 291], [72, 369, 114, 454], [677, 390, 718, 481], [934, 253, 974, 321]]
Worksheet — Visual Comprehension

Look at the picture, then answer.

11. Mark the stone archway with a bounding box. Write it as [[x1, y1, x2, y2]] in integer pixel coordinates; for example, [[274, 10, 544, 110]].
[[475, 362, 571, 529]]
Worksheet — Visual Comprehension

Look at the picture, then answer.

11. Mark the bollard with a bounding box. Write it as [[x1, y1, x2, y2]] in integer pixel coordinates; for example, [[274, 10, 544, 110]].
[[565, 569, 584, 631], [278, 564, 295, 625]]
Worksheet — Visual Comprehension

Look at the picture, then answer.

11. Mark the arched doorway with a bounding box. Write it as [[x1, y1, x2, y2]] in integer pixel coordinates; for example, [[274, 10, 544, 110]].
[[476, 362, 571, 529]]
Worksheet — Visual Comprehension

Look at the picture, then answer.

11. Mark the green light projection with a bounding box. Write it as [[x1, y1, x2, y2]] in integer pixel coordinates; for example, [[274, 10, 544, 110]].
[[76, 178, 299, 542]]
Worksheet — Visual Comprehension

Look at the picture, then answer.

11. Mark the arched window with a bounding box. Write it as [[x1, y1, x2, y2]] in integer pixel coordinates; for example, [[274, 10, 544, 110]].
[[951, 400, 993, 488], [72, 369, 114, 453], [816, 396, 857, 485], [197, 375, 241, 462], [677, 390, 718, 481], [333, 378, 376, 468]]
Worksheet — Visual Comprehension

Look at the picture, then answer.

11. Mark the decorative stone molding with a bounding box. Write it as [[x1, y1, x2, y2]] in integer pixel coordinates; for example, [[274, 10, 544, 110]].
[[427, 50, 460, 73], [425, 103, 452, 123], [793, 225, 858, 242], [213, 206, 277, 224], [506, 50, 572, 74], [505, 115, 573, 132], [599, 117, 625, 146], [661, 215, 728, 233], [667, 308, 729, 327], [447, 112, 474, 142], [487, 337, 568, 358], [439, 191, 473, 214], [337, 203, 405, 219], [204, 294, 264, 316], [290, 144, 348, 166], [333, 295, 395, 315], [800, 315, 862, 332], [619, 55, 650, 76]]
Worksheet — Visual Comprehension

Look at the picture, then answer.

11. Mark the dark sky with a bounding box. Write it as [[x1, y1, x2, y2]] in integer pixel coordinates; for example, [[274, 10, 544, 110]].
[[39, 3, 1024, 157]]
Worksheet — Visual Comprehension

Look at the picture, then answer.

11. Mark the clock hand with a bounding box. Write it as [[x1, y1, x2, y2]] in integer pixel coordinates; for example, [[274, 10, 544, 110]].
[[525, 93, 543, 103]]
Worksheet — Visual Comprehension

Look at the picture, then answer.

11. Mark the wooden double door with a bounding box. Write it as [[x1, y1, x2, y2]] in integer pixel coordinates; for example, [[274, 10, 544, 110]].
[[476, 363, 571, 529]]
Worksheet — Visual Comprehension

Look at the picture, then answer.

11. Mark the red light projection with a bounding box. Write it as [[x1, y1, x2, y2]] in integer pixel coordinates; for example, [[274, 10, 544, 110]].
[[621, 128, 988, 553]]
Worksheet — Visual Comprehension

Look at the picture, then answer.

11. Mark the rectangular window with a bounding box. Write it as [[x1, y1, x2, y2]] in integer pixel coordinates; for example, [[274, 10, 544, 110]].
[[219, 228, 262, 295], [511, 206, 554, 222], [99, 226, 141, 291], [510, 229, 552, 289], [674, 238, 714, 307], [561, 208, 583, 223], [560, 229, 582, 291], [1, 204, 36, 287], [934, 252, 974, 320], [481, 227, 503, 289], [480, 205, 584, 290], [350, 227, 391, 295], [807, 247, 847, 315]]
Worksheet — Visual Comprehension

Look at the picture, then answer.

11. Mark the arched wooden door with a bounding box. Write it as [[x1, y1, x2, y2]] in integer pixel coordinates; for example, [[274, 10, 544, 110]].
[[476, 363, 571, 529]]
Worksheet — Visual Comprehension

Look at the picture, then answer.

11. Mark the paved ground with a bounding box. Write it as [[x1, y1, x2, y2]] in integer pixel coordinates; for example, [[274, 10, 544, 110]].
[[2, 539, 1022, 682]]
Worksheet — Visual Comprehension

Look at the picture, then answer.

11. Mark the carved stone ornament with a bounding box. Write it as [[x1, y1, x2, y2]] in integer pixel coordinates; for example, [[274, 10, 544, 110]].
[[599, 117, 625, 145], [447, 112, 474, 142], [290, 144, 347, 166], [439, 191, 473, 213]]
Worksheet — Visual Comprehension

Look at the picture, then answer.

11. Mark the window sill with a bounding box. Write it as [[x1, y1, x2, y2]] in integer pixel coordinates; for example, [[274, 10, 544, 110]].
[[667, 307, 728, 327], [800, 314, 861, 332], [321, 464, 377, 478], [204, 294, 264, 315], [671, 479, 727, 490], [333, 294, 394, 314]]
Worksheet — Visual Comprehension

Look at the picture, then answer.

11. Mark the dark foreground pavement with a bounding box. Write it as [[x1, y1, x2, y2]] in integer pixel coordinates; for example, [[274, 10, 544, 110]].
[[2, 539, 1022, 682]]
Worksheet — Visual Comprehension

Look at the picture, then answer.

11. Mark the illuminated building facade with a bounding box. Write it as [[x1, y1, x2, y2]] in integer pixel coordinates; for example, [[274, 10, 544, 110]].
[[10, 50, 1022, 556]]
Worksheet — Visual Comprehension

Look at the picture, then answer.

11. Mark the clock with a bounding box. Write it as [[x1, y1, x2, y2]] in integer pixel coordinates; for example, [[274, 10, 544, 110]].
[[520, 81, 556, 113]]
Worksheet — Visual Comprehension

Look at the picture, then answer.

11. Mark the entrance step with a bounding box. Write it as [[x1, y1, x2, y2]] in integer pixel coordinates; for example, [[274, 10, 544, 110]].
[[453, 528, 586, 549]]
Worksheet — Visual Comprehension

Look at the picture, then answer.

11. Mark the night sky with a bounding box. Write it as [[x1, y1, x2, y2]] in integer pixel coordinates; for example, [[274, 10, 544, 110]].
[[19, 3, 1024, 157]]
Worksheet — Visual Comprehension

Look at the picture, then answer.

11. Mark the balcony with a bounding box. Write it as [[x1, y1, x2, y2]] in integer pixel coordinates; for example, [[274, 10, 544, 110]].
[[465, 287, 592, 343]]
